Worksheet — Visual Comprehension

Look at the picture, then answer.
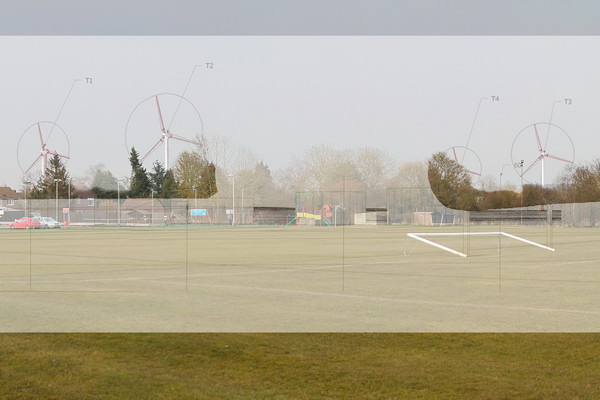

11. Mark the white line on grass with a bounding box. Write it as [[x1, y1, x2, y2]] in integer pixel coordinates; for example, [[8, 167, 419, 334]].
[[0, 264, 343, 285], [3, 268, 600, 317], [149, 280, 600, 317]]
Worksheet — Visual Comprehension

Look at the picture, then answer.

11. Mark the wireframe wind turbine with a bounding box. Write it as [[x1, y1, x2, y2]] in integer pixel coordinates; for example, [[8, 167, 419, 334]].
[[17, 121, 71, 177], [126, 94, 203, 171], [518, 123, 574, 186], [445, 146, 482, 184]]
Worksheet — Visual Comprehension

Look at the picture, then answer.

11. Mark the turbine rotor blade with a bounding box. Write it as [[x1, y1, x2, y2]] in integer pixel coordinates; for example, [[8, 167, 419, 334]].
[[533, 123, 543, 152], [37, 123, 45, 148], [452, 147, 458, 163], [155, 96, 166, 134], [48, 150, 70, 159], [522, 154, 544, 176], [169, 134, 203, 146], [545, 153, 573, 164], [25, 154, 43, 174], [140, 137, 164, 162], [45, 150, 71, 160]]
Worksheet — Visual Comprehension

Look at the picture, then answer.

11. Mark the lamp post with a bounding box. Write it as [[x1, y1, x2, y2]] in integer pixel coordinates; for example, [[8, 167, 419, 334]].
[[515, 160, 524, 225], [54, 178, 62, 221], [228, 174, 235, 226], [192, 185, 198, 208], [497, 162, 515, 287], [23, 181, 31, 218], [499, 163, 515, 234], [116, 179, 121, 226], [240, 185, 246, 225], [151, 190, 154, 226], [67, 181, 71, 225]]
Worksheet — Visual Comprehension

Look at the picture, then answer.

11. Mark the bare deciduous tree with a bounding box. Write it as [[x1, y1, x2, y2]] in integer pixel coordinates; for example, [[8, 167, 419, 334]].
[[353, 147, 396, 190], [387, 160, 428, 188]]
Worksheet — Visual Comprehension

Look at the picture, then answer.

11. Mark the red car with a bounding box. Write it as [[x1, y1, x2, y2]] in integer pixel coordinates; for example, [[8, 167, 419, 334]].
[[10, 217, 42, 229]]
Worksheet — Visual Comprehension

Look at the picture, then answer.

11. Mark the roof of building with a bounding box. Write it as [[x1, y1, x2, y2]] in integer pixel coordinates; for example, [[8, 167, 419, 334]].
[[73, 184, 97, 199], [0, 186, 23, 199], [121, 198, 166, 210]]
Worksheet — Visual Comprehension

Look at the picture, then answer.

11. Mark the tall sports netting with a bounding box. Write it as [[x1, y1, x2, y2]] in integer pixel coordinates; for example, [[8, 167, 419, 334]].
[[294, 191, 366, 226]]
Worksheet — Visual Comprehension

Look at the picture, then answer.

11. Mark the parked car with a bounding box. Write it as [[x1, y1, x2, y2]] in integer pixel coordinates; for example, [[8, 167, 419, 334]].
[[10, 217, 42, 229], [39, 217, 61, 228]]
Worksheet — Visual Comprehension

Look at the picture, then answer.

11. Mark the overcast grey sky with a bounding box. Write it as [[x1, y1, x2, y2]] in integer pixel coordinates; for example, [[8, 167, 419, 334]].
[[3, 1, 600, 35], [1, 36, 598, 189]]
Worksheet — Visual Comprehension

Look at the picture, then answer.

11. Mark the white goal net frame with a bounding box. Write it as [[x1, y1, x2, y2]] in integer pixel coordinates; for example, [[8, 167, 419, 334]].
[[403, 231, 555, 258]]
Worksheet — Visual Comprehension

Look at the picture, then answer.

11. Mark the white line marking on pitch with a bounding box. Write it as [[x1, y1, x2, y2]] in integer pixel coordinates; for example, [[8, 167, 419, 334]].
[[144, 280, 600, 317], [3, 269, 600, 316], [0, 264, 342, 285]]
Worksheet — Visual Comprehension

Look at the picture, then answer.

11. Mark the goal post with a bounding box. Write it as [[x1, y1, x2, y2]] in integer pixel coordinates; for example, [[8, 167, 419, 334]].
[[404, 231, 555, 258]]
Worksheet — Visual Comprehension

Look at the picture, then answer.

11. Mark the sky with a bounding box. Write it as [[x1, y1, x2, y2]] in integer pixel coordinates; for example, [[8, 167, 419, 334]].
[[1, 36, 599, 189]]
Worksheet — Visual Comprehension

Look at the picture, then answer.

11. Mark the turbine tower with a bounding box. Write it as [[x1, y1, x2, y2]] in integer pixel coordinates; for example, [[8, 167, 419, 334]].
[[522, 123, 573, 186]]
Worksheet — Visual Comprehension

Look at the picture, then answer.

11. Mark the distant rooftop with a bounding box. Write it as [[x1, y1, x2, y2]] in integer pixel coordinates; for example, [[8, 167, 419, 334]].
[[0, 186, 22, 199]]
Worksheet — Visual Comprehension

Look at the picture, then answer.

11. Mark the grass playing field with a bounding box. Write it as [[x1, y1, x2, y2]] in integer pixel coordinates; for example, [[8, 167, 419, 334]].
[[1, 224, 599, 398], [1, 224, 600, 331], [1, 333, 600, 399]]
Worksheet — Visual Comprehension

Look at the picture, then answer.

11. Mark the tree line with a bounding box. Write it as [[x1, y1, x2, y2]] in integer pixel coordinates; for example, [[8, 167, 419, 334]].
[[25, 140, 432, 206], [27, 154, 77, 199], [93, 148, 218, 199], [428, 152, 600, 211], [26, 147, 218, 200]]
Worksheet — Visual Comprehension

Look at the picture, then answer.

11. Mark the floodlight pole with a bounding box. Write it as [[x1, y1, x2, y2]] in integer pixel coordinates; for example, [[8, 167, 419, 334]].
[[117, 180, 121, 226], [516, 160, 524, 225], [54, 179, 62, 221], [229, 174, 235, 226], [240, 185, 246, 225], [499, 164, 513, 235], [334, 206, 337, 227], [151, 190, 154, 226], [67, 181, 71, 225], [334, 206, 337, 226], [521, 162, 524, 225], [192, 185, 197, 208]]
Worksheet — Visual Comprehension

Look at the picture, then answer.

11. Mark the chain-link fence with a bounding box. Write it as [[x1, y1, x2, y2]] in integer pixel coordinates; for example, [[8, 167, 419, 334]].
[[294, 191, 366, 226], [1, 196, 255, 226], [386, 187, 457, 225], [385, 187, 600, 227], [540, 202, 600, 228], [6, 192, 600, 228]]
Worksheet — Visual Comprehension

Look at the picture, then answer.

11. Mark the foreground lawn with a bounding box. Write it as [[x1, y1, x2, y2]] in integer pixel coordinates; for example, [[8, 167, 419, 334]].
[[0, 333, 599, 399]]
